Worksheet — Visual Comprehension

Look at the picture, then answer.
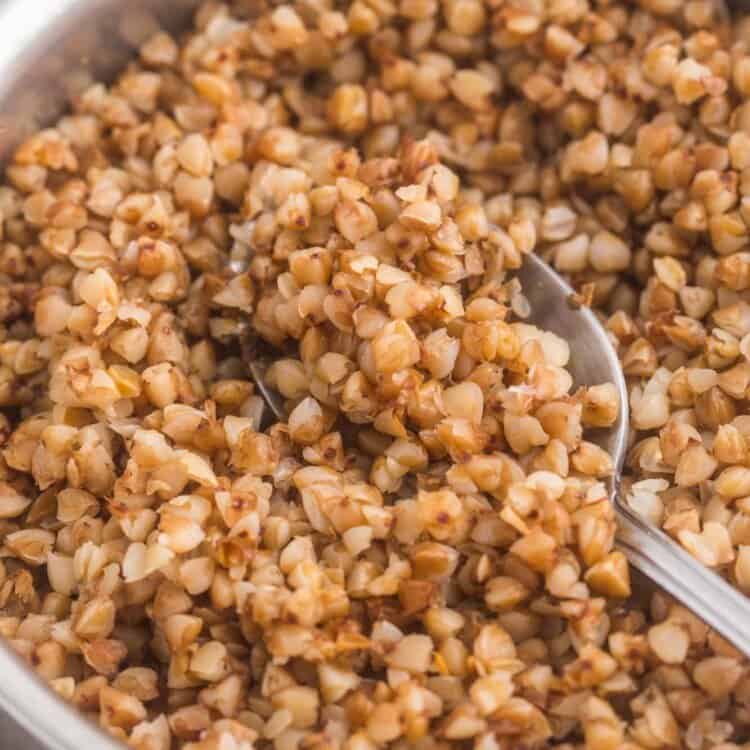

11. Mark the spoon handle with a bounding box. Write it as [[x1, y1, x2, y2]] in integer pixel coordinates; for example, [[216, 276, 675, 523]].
[[615, 498, 750, 656]]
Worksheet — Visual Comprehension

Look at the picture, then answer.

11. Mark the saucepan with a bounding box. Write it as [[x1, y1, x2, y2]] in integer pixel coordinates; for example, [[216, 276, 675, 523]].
[[1, 0, 750, 748]]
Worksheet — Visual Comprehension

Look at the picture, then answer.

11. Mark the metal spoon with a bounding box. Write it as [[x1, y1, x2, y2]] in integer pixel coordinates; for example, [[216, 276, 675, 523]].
[[247, 252, 750, 656], [517, 251, 750, 656]]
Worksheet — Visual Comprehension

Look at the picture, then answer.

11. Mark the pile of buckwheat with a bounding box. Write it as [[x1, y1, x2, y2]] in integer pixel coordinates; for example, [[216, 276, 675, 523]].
[[2, 0, 750, 748]]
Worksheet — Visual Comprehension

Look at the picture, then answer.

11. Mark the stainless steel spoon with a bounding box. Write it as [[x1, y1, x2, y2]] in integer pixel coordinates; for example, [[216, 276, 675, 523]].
[[247, 252, 750, 656], [518, 251, 750, 657]]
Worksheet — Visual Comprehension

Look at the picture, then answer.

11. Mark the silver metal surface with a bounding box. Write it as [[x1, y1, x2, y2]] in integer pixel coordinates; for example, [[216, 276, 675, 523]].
[[518, 252, 750, 658], [240, 337, 287, 423], [248, 359, 287, 422], [515, 253, 629, 476], [0, 0, 200, 161]]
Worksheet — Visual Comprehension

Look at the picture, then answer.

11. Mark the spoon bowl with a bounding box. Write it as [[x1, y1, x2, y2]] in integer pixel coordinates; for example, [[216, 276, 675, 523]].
[[517, 251, 750, 657], [516, 251, 629, 473]]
